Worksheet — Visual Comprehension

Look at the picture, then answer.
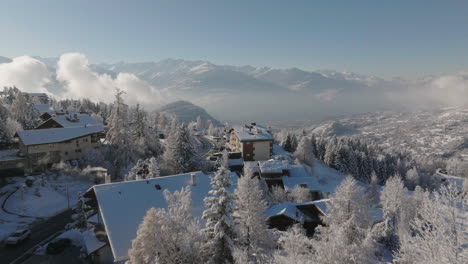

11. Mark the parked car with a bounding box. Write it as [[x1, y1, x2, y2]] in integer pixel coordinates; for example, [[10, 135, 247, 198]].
[[5, 229, 31, 245], [46, 238, 71, 255]]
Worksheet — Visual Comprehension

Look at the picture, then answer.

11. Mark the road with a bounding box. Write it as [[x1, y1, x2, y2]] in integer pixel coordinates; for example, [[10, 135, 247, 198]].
[[0, 209, 73, 264]]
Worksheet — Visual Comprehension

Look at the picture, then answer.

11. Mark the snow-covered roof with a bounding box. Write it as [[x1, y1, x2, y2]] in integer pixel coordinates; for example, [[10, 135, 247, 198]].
[[244, 161, 260, 173], [88, 171, 238, 262], [296, 199, 330, 215], [258, 159, 290, 174], [17, 125, 104, 146], [228, 158, 244, 166], [48, 114, 102, 128], [232, 124, 273, 142], [266, 202, 307, 223], [34, 104, 54, 114], [82, 228, 107, 255]]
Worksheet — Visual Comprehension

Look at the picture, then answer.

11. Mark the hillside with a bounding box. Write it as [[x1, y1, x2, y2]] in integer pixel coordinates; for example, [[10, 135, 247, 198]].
[[158, 100, 223, 126], [309, 107, 468, 161]]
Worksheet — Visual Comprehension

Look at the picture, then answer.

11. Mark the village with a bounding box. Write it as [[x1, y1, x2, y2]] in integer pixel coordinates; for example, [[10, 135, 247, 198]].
[[0, 91, 373, 264], [0, 90, 466, 264]]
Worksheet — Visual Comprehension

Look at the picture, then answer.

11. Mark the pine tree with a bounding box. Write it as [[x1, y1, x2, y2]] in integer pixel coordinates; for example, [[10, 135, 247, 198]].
[[106, 89, 136, 179], [132, 104, 162, 158], [76, 192, 91, 229], [283, 134, 293, 152], [147, 157, 160, 178], [0, 103, 11, 147], [233, 172, 275, 263], [202, 166, 235, 263], [196, 115, 203, 129], [163, 125, 201, 174]]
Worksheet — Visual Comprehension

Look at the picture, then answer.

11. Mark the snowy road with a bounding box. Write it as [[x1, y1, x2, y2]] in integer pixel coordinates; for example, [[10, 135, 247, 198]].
[[0, 209, 73, 264]]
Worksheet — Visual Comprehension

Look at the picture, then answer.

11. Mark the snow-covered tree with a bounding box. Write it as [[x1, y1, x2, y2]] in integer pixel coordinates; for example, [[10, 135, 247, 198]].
[[366, 172, 380, 204], [128, 187, 203, 264], [0, 103, 11, 146], [395, 184, 467, 264], [379, 175, 409, 252], [10, 91, 39, 129], [128, 207, 164, 264], [233, 172, 275, 263], [132, 104, 162, 158], [147, 157, 160, 178], [312, 177, 378, 264], [202, 165, 235, 263], [196, 115, 203, 130], [405, 167, 420, 190], [294, 136, 315, 167], [163, 125, 201, 174], [106, 89, 136, 179], [269, 186, 290, 205], [75, 192, 91, 229], [273, 224, 314, 264], [290, 185, 312, 203], [126, 159, 146, 181]]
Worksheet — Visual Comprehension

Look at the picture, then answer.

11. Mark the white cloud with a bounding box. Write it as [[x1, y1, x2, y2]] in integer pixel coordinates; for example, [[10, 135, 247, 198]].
[[0, 56, 52, 93], [56, 53, 166, 107], [385, 72, 468, 108]]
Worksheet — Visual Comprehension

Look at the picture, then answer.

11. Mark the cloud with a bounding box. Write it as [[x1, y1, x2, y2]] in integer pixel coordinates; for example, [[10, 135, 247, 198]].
[[428, 73, 468, 106], [385, 72, 468, 108], [56, 53, 166, 107], [0, 56, 52, 93]]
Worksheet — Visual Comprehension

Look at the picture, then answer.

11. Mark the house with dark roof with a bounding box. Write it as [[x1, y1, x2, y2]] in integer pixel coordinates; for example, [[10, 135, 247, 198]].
[[266, 199, 329, 236]]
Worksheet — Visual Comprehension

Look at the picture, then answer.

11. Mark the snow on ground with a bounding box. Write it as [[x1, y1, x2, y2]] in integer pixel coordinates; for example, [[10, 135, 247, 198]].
[[0, 177, 36, 241], [4, 176, 92, 217], [0, 173, 93, 241]]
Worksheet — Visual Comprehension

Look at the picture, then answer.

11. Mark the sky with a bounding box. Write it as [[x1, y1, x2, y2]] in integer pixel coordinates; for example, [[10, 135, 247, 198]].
[[0, 0, 468, 78]]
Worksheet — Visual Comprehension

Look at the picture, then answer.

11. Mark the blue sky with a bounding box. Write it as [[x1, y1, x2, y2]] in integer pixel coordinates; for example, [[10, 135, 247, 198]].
[[0, 0, 467, 78]]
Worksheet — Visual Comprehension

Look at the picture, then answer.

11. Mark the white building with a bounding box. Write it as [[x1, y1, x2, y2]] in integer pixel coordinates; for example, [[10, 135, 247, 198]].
[[15, 125, 104, 172], [229, 123, 273, 161]]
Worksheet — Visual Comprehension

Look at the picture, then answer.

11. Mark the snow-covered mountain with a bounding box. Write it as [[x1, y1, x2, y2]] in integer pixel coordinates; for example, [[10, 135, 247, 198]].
[[158, 100, 223, 127]]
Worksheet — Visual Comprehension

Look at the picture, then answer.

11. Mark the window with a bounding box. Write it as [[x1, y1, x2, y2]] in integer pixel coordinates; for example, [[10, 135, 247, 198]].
[[83, 138, 88, 143], [155, 184, 161, 190], [75, 149, 82, 153], [64, 152, 68, 155]]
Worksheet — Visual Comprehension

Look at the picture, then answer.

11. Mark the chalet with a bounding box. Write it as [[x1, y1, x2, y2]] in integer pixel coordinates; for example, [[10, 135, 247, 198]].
[[15, 125, 104, 172], [229, 123, 273, 161], [83, 171, 236, 263], [266, 200, 329, 236], [24, 92, 49, 104], [35, 113, 102, 129]]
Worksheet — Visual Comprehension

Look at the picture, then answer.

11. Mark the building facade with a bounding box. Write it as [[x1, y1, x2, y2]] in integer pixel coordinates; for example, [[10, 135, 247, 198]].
[[229, 123, 273, 161]]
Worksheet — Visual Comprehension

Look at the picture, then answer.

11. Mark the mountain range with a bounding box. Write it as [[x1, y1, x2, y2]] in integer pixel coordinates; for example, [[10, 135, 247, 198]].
[[1, 55, 466, 124]]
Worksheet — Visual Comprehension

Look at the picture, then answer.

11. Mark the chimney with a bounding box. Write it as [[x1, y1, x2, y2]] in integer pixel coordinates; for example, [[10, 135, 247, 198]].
[[191, 173, 197, 186]]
